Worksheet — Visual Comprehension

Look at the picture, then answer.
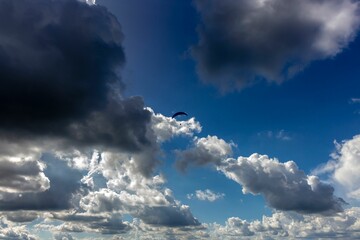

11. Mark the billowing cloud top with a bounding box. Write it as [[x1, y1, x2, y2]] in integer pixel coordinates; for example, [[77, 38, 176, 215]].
[[177, 136, 345, 214], [192, 0, 360, 91], [314, 135, 360, 200], [219, 154, 345, 214]]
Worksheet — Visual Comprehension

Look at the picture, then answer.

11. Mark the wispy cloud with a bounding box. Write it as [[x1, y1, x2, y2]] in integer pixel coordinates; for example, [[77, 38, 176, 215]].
[[187, 189, 225, 202], [257, 129, 292, 141], [350, 98, 360, 103]]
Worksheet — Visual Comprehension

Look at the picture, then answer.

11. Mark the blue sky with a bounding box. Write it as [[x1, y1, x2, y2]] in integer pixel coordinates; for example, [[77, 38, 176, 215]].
[[2, 0, 360, 239]]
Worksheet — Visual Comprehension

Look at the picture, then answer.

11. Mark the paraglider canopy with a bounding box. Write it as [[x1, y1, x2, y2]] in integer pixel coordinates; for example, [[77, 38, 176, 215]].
[[172, 112, 188, 118]]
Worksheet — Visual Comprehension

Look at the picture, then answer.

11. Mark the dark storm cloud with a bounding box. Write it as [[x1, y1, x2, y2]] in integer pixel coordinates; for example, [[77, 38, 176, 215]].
[[0, 0, 155, 153], [0, 0, 125, 131], [191, 0, 360, 90], [67, 96, 153, 152]]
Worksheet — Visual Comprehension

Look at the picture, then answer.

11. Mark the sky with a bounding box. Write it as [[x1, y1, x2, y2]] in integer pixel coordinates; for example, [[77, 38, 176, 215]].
[[1, 0, 360, 239]]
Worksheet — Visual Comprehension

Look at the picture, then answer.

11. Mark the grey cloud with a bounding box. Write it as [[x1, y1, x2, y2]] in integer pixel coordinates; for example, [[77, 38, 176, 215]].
[[88, 215, 131, 234], [136, 205, 200, 227], [77, 151, 200, 228], [4, 211, 38, 223], [0, 155, 84, 211], [79, 188, 200, 228], [0, 0, 125, 133], [219, 154, 345, 214], [176, 147, 222, 172], [53, 232, 75, 240], [176, 136, 233, 172], [0, 157, 49, 194], [66, 96, 154, 154], [53, 212, 131, 235], [51, 212, 107, 223], [176, 136, 345, 214], [191, 0, 360, 91], [0, 0, 158, 178], [129, 219, 207, 240]]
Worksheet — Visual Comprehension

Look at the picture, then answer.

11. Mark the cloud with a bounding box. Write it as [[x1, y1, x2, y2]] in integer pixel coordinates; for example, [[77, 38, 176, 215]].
[[78, 151, 200, 227], [83, 0, 96, 5], [257, 129, 292, 141], [0, 0, 161, 178], [0, 0, 125, 135], [4, 211, 39, 223], [0, 0, 200, 237], [313, 135, 360, 200], [176, 136, 345, 214], [37, 212, 131, 235], [211, 207, 360, 239], [176, 135, 234, 172], [53, 232, 75, 240], [219, 154, 345, 214], [191, 0, 360, 91], [187, 189, 225, 202], [0, 155, 84, 211], [0, 217, 38, 240], [350, 98, 360, 104], [149, 109, 202, 143], [129, 219, 207, 240], [136, 205, 200, 227], [0, 145, 49, 194]]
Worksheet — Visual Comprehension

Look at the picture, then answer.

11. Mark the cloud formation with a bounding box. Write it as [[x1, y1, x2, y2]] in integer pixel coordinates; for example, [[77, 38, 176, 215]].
[[0, 0, 203, 228], [0, 217, 38, 240], [176, 136, 345, 214], [0, 0, 162, 181], [176, 135, 233, 172], [313, 135, 360, 200], [0, 0, 125, 134], [150, 109, 202, 143], [219, 154, 345, 214], [79, 151, 200, 227], [211, 207, 360, 239], [0, 155, 84, 211], [187, 189, 225, 202], [191, 0, 360, 91], [0, 145, 49, 194]]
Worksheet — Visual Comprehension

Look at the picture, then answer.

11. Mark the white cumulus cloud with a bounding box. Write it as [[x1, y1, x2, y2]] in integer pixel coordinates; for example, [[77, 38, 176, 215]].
[[313, 134, 360, 200]]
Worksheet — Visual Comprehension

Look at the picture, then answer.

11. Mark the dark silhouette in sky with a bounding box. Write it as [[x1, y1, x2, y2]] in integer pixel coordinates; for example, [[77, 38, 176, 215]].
[[172, 112, 188, 118]]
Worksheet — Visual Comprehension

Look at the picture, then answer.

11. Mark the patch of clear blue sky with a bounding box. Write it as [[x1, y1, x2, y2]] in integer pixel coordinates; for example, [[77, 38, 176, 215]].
[[98, 0, 360, 222]]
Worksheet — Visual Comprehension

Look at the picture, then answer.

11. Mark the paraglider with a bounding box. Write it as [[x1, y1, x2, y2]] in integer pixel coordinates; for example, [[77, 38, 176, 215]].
[[172, 112, 188, 118]]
